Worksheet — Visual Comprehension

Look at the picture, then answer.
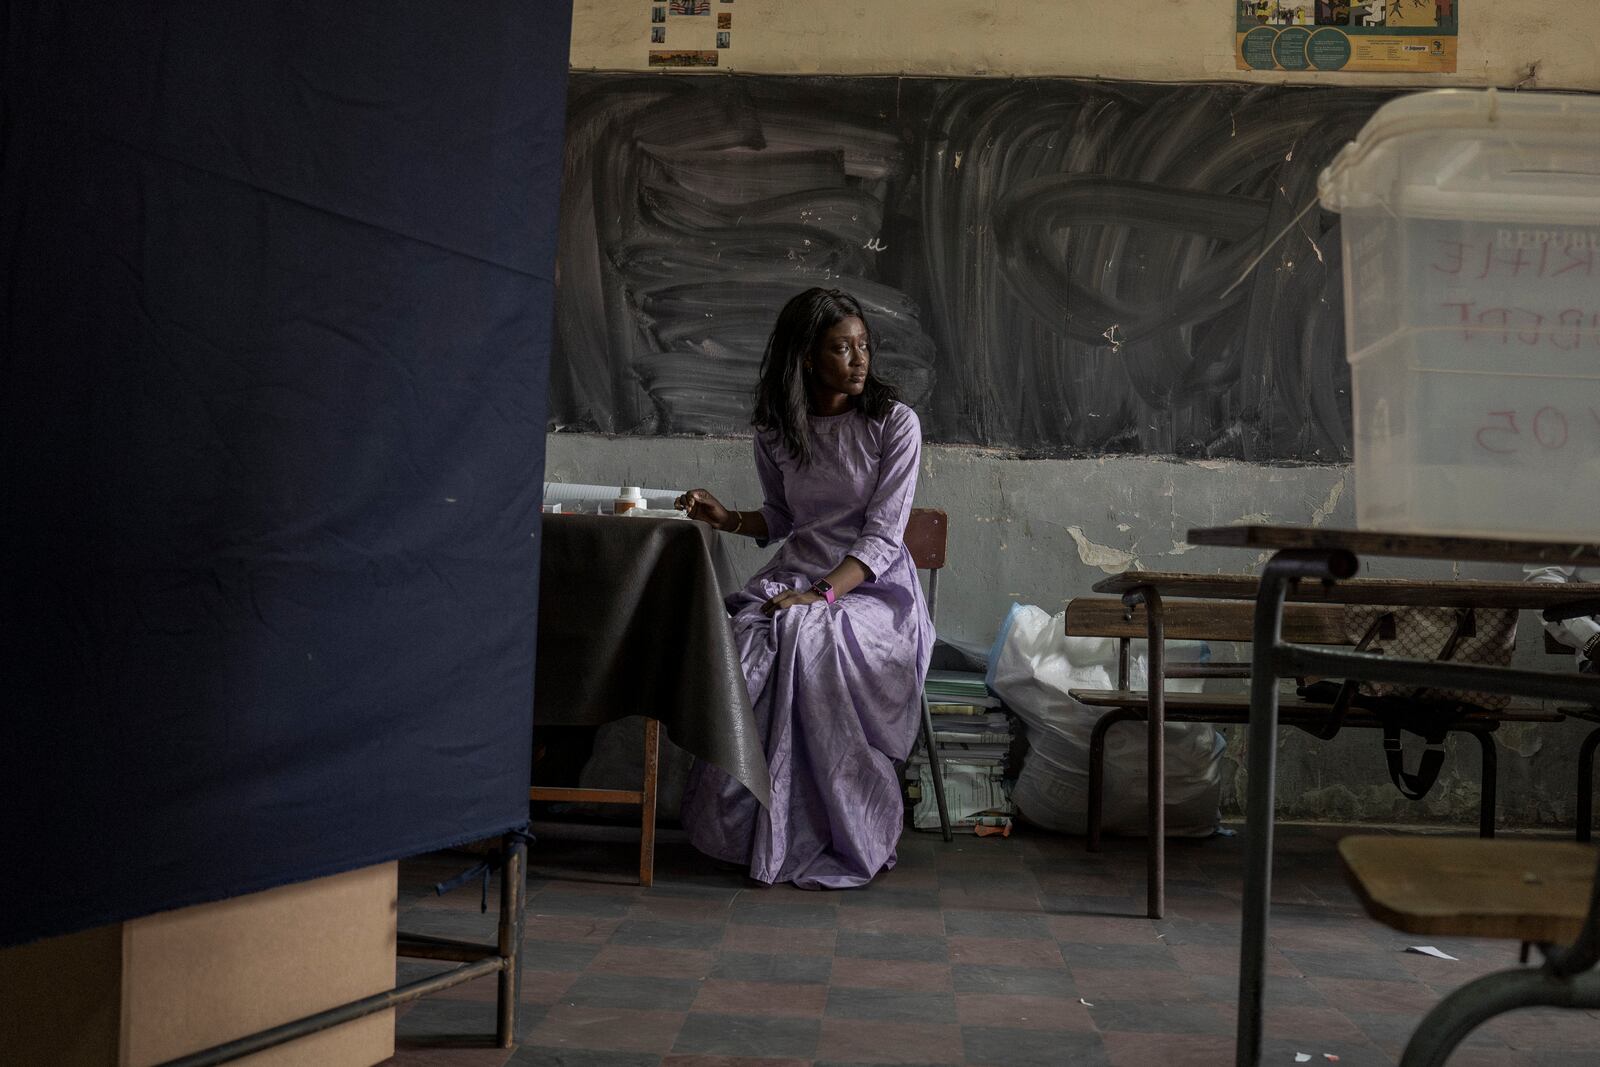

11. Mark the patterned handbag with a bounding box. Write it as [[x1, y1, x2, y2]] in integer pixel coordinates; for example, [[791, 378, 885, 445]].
[[1342, 605, 1519, 710]]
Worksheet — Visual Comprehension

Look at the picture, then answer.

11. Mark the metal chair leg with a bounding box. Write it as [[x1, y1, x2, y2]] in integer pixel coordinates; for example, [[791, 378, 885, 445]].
[[1238, 549, 1353, 1067], [1400, 965, 1600, 1067], [1086, 708, 1139, 853], [1579, 726, 1600, 843], [1471, 729, 1497, 839], [921, 693, 953, 841]]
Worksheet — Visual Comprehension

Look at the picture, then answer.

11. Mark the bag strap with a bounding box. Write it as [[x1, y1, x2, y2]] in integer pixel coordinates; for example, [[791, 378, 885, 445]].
[[1380, 705, 1454, 801], [1372, 610, 1475, 801], [1302, 612, 1393, 741]]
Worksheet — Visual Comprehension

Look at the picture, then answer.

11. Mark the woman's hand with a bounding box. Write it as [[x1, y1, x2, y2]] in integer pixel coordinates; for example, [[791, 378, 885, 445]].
[[675, 488, 731, 530], [761, 589, 825, 616]]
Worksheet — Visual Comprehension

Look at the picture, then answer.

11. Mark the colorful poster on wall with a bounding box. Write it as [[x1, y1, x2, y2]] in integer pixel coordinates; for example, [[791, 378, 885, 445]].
[[1235, 0, 1459, 73]]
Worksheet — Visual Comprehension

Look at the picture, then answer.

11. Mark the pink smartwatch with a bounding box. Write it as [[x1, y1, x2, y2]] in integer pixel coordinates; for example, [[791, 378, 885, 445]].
[[810, 579, 836, 605]]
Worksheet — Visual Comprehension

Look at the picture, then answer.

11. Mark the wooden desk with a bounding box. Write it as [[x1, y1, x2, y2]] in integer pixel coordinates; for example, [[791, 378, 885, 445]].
[[531, 515, 769, 886], [1180, 526, 1600, 1067], [535, 514, 768, 804]]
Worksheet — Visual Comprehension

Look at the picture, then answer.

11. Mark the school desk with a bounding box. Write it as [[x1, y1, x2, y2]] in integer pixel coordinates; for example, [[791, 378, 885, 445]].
[[1180, 525, 1600, 1067]]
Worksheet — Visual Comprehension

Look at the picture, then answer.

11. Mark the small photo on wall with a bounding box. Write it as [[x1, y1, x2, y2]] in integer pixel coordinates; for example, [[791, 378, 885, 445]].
[[651, 26, 665, 42], [669, 0, 709, 14], [1276, 0, 1311, 23], [1351, 0, 1384, 25], [651, 6, 665, 23], [648, 48, 717, 67], [717, 12, 731, 28], [716, 30, 730, 48], [1386, 0, 1437, 26], [1242, 0, 1276, 22], [1314, 1, 1350, 24]]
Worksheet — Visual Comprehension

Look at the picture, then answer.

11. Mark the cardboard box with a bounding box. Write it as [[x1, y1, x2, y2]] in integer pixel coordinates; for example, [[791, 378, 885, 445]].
[[0, 862, 397, 1067]]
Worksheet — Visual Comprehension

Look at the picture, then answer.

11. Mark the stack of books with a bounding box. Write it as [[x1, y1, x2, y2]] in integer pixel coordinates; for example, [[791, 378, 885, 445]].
[[906, 671, 1017, 832]]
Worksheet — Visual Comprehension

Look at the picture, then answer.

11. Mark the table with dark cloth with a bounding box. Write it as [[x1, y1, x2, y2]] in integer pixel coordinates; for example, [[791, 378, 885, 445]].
[[535, 514, 771, 808]]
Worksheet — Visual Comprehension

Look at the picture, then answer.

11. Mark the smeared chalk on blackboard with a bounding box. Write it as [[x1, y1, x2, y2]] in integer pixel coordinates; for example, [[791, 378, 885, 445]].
[[553, 75, 1393, 462]]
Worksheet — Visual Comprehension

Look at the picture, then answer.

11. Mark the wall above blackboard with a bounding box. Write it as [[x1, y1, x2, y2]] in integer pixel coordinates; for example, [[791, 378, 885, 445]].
[[553, 74, 1394, 462]]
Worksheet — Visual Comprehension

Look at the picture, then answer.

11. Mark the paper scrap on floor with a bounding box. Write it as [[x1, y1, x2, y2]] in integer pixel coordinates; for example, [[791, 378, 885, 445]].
[[1405, 945, 1458, 960]]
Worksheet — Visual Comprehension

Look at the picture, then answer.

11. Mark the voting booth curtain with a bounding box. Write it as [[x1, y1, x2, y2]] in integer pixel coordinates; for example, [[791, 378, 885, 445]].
[[0, 1, 572, 946]]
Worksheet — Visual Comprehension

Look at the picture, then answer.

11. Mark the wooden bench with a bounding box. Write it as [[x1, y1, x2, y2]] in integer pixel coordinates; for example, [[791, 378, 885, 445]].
[[1061, 596, 1561, 855]]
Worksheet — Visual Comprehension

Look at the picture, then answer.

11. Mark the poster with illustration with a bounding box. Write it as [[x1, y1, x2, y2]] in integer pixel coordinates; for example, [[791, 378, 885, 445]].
[[651, 0, 725, 66], [1237, 0, 1458, 71]]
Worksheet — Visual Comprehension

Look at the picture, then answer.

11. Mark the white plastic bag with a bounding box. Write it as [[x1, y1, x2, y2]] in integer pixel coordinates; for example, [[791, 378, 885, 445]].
[[986, 603, 1224, 837]]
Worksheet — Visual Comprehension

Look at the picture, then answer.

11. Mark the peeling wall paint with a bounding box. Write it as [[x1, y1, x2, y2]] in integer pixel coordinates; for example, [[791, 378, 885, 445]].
[[1311, 479, 1345, 527], [1066, 526, 1139, 574]]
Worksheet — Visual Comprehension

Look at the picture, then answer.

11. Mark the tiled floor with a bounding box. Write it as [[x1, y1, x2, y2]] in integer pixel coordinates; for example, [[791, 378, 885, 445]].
[[383, 825, 1600, 1066]]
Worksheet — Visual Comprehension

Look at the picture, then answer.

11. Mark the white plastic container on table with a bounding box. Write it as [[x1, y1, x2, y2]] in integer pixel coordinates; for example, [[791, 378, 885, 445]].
[[1319, 89, 1600, 541]]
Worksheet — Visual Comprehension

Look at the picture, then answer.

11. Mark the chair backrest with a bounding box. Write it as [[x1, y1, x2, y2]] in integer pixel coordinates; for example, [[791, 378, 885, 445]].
[[904, 508, 946, 571], [905, 508, 948, 622], [1064, 596, 1350, 645], [1065, 595, 1352, 689]]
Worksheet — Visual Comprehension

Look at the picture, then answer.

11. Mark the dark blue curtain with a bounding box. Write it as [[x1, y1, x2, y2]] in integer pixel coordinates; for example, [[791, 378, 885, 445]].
[[0, 0, 571, 946]]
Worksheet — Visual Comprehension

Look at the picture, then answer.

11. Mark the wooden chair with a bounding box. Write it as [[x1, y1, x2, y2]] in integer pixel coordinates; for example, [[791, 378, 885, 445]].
[[1340, 835, 1600, 1066], [905, 507, 954, 841], [528, 719, 660, 887], [523, 510, 956, 879]]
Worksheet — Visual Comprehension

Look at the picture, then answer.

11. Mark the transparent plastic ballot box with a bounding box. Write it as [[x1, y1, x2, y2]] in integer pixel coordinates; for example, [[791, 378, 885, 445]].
[[1319, 89, 1600, 541]]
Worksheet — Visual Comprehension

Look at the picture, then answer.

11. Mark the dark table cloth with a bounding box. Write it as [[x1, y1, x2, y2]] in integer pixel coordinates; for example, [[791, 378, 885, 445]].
[[536, 514, 770, 807]]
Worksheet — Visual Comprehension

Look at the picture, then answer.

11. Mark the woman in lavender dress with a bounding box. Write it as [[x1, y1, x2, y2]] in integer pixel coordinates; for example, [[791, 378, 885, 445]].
[[674, 288, 933, 889]]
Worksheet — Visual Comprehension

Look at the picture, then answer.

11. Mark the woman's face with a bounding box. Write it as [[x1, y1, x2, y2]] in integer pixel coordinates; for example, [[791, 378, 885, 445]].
[[807, 316, 870, 398]]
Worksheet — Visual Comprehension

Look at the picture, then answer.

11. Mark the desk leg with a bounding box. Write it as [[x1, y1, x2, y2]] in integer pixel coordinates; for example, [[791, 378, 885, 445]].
[[921, 693, 954, 842], [1235, 549, 1355, 1067], [496, 833, 527, 1047], [1123, 586, 1165, 920]]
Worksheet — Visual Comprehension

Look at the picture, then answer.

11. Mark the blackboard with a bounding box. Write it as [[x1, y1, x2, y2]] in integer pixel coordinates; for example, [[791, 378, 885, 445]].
[[552, 74, 1394, 462]]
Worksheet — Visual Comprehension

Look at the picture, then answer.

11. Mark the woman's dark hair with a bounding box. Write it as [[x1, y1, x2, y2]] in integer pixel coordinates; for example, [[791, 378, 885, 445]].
[[751, 287, 899, 465]]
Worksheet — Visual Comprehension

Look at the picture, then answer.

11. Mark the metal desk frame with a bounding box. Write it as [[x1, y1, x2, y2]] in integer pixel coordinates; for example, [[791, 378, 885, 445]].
[[1091, 568, 1597, 921], [1186, 526, 1600, 1067], [153, 832, 528, 1067]]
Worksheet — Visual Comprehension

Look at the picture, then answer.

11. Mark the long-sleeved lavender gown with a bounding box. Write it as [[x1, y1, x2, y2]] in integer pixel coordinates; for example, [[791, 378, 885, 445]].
[[680, 401, 934, 889]]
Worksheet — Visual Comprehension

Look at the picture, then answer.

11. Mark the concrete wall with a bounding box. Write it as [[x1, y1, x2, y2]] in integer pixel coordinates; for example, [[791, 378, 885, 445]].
[[556, 1, 1600, 827]]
